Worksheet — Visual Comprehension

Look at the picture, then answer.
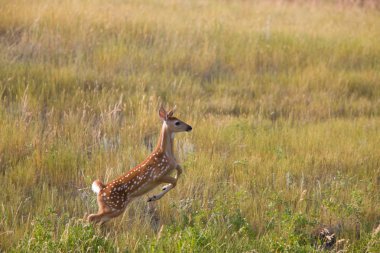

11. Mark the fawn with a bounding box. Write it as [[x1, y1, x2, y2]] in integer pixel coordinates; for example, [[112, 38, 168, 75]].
[[87, 106, 192, 224]]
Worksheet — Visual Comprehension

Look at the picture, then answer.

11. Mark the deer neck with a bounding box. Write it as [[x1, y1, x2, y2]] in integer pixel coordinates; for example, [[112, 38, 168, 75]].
[[155, 121, 175, 158]]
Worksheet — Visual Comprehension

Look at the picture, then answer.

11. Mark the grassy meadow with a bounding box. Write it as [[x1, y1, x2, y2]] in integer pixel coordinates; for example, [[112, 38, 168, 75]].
[[0, 0, 380, 251]]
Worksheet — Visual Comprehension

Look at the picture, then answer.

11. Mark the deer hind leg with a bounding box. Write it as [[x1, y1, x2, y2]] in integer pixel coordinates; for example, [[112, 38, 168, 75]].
[[88, 194, 125, 224], [88, 209, 125, 224], [148, 176, 177, 202]]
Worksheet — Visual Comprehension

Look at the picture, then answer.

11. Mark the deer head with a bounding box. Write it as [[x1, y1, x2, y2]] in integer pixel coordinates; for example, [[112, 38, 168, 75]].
[[159, 106, 192, 133]]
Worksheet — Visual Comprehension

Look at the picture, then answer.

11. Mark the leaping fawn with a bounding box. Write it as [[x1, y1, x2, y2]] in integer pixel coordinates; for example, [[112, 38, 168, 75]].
[[87, 106, 192, 224]]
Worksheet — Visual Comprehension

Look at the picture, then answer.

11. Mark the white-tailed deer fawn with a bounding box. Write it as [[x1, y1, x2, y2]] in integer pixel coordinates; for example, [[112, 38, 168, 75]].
[[87, 106, 192, 224]]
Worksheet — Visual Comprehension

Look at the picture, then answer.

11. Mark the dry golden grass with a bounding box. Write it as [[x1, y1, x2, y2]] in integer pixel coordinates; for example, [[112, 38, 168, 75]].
[[0, 0, 379, 251]]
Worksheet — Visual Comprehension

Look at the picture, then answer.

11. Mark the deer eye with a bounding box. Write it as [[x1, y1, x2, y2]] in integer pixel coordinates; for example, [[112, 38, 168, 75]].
[[175, 121, 180, 126]]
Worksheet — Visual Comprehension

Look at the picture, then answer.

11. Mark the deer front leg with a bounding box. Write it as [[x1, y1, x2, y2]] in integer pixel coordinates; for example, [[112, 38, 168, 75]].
[[175, 164, 183, 179], [148, 176, 177, 202], [160, 165, 182, 195], [162, 165, 183, 193]]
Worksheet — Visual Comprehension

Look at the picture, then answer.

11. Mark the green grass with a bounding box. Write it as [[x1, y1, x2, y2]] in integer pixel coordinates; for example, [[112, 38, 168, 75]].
[[0, 0, 380, 252]]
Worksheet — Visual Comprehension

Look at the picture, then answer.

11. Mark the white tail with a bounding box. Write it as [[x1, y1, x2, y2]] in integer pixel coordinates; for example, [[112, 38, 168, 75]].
[[91, 180, 104, 194], [87, 106, 192, 224]]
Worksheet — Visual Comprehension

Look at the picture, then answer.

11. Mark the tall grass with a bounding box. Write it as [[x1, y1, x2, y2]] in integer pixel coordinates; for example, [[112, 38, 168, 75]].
[[0, 0, 379, 251]]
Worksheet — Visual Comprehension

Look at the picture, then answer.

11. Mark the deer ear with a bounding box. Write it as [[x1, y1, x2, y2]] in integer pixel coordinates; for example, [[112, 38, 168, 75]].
[[167, 105, 176, 118], [159, 106, 167, 121]]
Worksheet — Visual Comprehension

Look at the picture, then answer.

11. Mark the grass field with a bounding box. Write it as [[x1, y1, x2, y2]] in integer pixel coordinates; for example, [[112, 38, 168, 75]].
[[0, 0, 379, 251]]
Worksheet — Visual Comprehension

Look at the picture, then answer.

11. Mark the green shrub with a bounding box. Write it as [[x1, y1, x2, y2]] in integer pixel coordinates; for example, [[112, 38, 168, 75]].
[[12, 209, 116, 252]]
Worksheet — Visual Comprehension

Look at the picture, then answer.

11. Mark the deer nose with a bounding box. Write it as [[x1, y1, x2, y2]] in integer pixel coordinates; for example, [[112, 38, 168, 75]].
[[186, 126, 192, 132]]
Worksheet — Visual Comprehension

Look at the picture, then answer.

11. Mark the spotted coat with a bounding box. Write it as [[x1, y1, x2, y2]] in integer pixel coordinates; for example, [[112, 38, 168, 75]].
[[100, 152, 174, 210]]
